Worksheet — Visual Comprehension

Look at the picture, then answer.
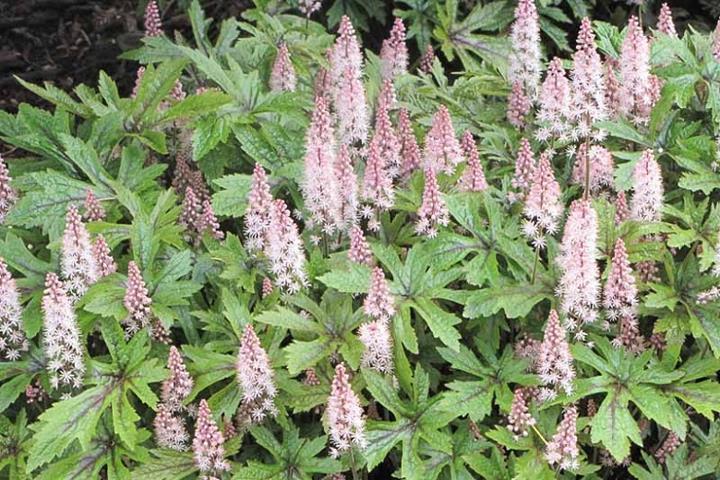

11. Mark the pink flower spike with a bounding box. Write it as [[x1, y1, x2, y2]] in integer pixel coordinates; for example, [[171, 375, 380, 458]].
[[154, 402, 188, 451], [245, 163, 274, 252], [92, 235, 117, 277], [424, 105, 462, 174], [144, 0, 163, 37], [509, 0, 541, 98], [270, 42, 297, 92], [237, 324, 277, 423], [358, 319, 394, 373], [657, 4, 677, 37], [397, 109, 422, 177], [522, 151, 562, 249], [83, 189, 105, 222], [348, 225, 373, 266], [330, 16, 363, 86], [377, 79, 397, 114], [371, 95, 401, 177], [199, 200, 224, 240], [180, 186, 202, 237], [162, 346, 193, 411], [42, 272, 85, 389], [416, 167, 449, 238], [326, 363, 367, 457], [123, 261, 152, 335], [536, 58, 571, 142], [603, 238, 637, 323], [0, 258, 27, 361], [0, 155, 17, 223], [545, 405, 579, 471], [458, 131, 488, 192], [615, 191, 630, 224], [335, 144, 359, 231], [630, 149, 663, 222], [618, 16, 657, 125], [570, 18, 607, 141], [261, 277, 273, 298], [419, 44, 435, 73], [538, 310, 575, 399], [556, 199, 600, 328], [655, 432, 681, 464], [334, 66, 370, 145], [510, 138, 536, 202], [265, 199, 308, 293], [570, 143, 614, 194], [714, 20, 720, 62], [380, 17, 408, 80], [362, 139, 395, 214], [363, 267, 395, 321], [193, 399, 230, 476], [507, 81, 531, 129], [61, 204, 99, 300], [507, 387, 536, 439]]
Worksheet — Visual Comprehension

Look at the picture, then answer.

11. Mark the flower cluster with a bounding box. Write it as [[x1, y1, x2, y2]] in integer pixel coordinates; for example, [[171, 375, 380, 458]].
[[380, 18, 408, 80], [630, 149, 663, 222], [571, 143, 614, 194], [326, 363, 367, 457], [42, 273, 85, 389], [61, 205, 99, 300], [0, 259, 27, 361], [123, 261, 152, 335], [618, 16, 660, 125], [556, 199, 600, 330], [363, 266, 395, 321], [545, 405, 579, 471], [236, 324, 277, 424], [536, 58, 571, 142], [458, 131, 487, 192], [508, 0, 541, 99], [507, 387, 536, 438], [0, 155, 17, 223], [416, 167, 449, 238], [510, 138, 536, 202], [522, 151, 562, 248], [193, 400, 230, 477], [538, 310, 575, 399], [270, 42, 297, 92], [358, 319, 393, 373], [569, 17, 607, 140], [423, 105, 462, 174]]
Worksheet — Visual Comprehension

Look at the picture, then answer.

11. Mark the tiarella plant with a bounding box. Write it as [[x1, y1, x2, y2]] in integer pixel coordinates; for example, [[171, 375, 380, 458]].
[[2, 0, 720, 479]]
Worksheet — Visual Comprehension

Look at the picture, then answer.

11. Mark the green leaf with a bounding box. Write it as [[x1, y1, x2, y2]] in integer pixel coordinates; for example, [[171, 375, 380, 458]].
[[212, 174, 251, 217], [410, 298, 461, 351], [590, 390, 641, 462], [285, 338, 334, 375], [464, 282, 550, 319], [317, 263, 372, 293], [255, 307, 322, 333]]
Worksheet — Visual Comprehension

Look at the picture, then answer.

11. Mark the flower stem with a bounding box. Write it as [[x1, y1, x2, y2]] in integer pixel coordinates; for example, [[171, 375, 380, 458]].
[[531, 246, 540, 284], [531, 423, 548, 445]]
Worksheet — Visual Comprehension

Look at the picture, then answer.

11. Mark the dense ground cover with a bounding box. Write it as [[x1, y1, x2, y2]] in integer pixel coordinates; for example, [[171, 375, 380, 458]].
[[2, 0, 720, 478]]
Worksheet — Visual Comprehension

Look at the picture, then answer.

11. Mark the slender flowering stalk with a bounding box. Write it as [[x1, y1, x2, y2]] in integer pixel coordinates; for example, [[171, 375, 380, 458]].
[[537, 310, 575, 399], [348, 225, 373, 266], [364, 267, 395, 321], [123, 261, 152, 335], [173, 152, 210, 203], [199, 200, 224, 240], [314, 65, 332, 102], [245, 164, 274, 252], [507, 81, 531, 129], [416, 167, 449, 238], [714, 20, 720, 62], [132, 67, 145, 98], [603, 238, 637, 323], [61, 205, 99, 300], [618, 16, 658, 125], [545, 405, 579, 471], [335, 145, 359, 230], [0, 155, 16, 224], [265, 199, 308, 293], [556, 199, 600, 330], [570, 18, 608, 141], [370, 95, 401, 177], [162, 346, 194, 412], [193, 400, 230, 476], [83, 189, 105, 222], [657, 4, 677, 37], [326, 363, 367, 457], [571, 143, 614, 194], [299, 0, 321, 17], [302, 96, 342, 234], [616, 315, 645, 353], [536, 58, 571, 143], [615, 191, 630, 224], [507, 387, 536, 439], [270, 43, 297, 92], [261, 277, 274, 298], [424, 105, 463, 174], [510, 138, 536, 202], [362, 139, 395, 218], [330, 17, 368, 145], [508, 0, 541, 99], [92, 235, 117, 277], [604, 57, 621, 118], [380, 18, 408, 80], [42, 273, 85, 389], [180, 186, 202, 239], [237, 324, 277, 423], [376, 79, 396, 114], [458, 131, 488, 192], [630, 149, 663, 222], [0, 259, 27, 361], [358, 319, 394, 373], [154, 402, 188, 451], [419, 44, 435, 73], [655, 432, 681, 464], [522, 151, 562, 249], [144, 0, 163, 37], [397, 109, 421, 177]]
